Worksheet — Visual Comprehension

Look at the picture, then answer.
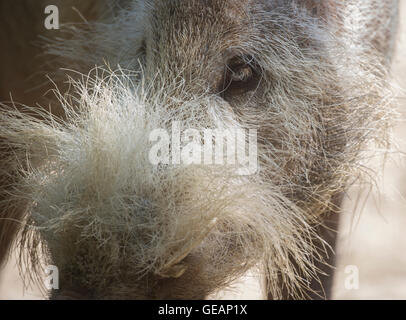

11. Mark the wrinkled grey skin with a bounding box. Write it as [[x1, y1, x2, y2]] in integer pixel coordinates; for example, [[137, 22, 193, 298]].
[[0, 1, 399, 299]]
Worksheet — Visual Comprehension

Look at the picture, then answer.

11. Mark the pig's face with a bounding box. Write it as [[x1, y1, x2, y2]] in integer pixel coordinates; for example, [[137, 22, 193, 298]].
[[0, 0, 395, 299]]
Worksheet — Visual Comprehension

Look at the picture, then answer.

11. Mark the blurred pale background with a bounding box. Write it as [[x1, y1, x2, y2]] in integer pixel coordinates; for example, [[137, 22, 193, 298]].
[[1, 2, 406, 300], [333, 0, 406, 298]]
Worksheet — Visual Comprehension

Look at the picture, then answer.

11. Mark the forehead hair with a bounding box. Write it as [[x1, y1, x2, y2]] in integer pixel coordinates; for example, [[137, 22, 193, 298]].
[[147, 0, 252, 32]]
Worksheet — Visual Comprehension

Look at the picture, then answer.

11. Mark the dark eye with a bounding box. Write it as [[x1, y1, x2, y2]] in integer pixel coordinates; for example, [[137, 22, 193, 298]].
[[221, 55, 260, 98]]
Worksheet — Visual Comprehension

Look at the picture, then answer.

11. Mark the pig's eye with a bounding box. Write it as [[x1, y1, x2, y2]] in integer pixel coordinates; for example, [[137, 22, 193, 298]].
[[221, 55, 260, 97]]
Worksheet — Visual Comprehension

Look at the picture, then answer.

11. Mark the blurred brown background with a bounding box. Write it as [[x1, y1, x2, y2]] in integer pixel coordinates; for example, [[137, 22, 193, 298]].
[[1, 2, 406, 300]]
